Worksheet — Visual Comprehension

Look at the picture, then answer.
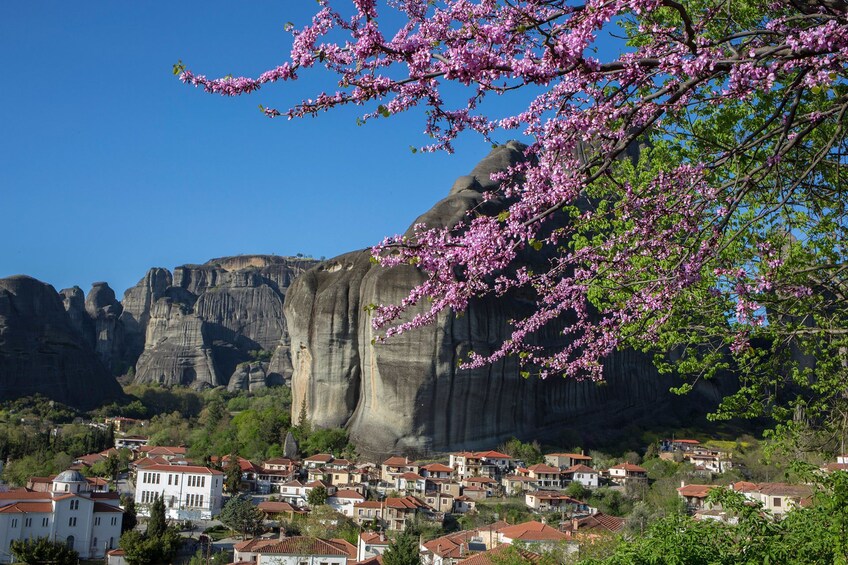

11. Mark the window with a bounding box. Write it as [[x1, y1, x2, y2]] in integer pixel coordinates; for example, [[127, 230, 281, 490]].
[[66, 536, 74, 550], [201, 476, 205, 488], [168, 474, 172, 486], [11, 519, 17, 528], [109, 538, 114, 549], [95, 517, 101, 526], [70, 499, 79, 510], [93, 538, 97, 550], [774, 497, 782, 507], [24, 518, 31, 527], [42, 518, 49, 527], [111, 517, 117, 526], [69, 517, 77, 527], [198, 495, 203, 508]]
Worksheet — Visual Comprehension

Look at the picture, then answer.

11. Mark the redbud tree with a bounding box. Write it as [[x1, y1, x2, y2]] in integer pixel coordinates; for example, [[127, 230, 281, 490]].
[[179, 0, 848, 445]]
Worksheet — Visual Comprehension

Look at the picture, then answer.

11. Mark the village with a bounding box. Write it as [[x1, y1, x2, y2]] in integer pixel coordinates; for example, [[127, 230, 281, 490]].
[[1, 414, 844, 565]]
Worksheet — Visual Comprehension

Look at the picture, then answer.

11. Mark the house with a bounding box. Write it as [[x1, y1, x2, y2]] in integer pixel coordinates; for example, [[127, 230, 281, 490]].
[[525, 464, 563, 489], [562, 465, 599, 489], [496, 520, 570, 551], [384, 496, 435, 531], [279, 480, 308, 506], [607, 463, 647, 485], [235, 536, 351, 565], [380, 457, 419, 483], [452, 496, 476, 514], [353, 501, 385, 528], [501, 475, 537, 496], [424, 491, 455, 514], [561, 513, 625, 538], [114, 435, 149, 451], [449, 453, 482, 480], [421, 464, 454, 479], [823, 454, 848, 473], [257, 501, 308, 521], [460, 486, 487, 501], [676, 484, 717, 513], [456, 544, 542, 565], [477, 451, 514, 476], [744, 483, 813, 518], [133, 445, 187, 461], [462, 477, 498, 496], [544, 453, 593, 469], [524, 491, 594, 515], [303, 454, 335, 469], [0, 470, 123, 562], [104, 417, 146, 433], [421, 530, 487, 565], [357, 531, 390, 562], [327, 490, 366, 517], [661, 439, 701, 452], [396, 472, 427, 495], [134, 464, 224, 520]]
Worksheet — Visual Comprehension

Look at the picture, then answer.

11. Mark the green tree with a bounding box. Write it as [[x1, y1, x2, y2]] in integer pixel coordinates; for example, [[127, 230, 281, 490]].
[[146, 494, 166, 539], [307, 485, 328, 507], [121, 495, 138, 533], [119, 527, 182, 565], [225, 453, 242, 493], [383, 532, 420, 565], [105, 453, 121, 482], [10, 537, 79, 565], [219, 496, 265, 539]]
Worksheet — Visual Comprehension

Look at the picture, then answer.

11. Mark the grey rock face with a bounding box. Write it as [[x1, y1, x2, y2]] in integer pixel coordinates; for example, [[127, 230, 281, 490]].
[[131, 256, 314, 389], [0, 276, 123, 408], [285, 142, 691, 454], [85, 282, 124, 372]]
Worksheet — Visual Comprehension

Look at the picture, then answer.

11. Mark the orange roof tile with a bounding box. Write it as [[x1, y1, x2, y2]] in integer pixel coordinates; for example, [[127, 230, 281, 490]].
[[497, 521, 568, 542], [0, 502, 53, 513], [457, 544, 541, 565], [258, 537, 349, 556], [142, 464, 223, 475]]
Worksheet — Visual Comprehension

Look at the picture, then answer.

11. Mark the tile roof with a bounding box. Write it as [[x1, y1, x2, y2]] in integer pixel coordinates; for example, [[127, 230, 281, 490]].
[[457, 544, 541, 565], [477, 451, 512, 459], [0, 492, 51, 501], [527, 464, 561, 474], [90, 492, 121, 500], [422, 530, 484, 559], [305, 454, 334, 463], [360, 532, 389, 545], [327, 538, 357, 560], [385, 496, 430, 510], [264, 458, 295, 465], [142, 464, 224, 475], [562, 513, 625, 534], [331, 490, 365, 500], [234, 538, 279, 552], [756, 483, 813, 497], [400, 472, 425, 481], [257, 537, 350, 556], [354, 501, 384, 509], [563, 464, 597, 474], [547, 453, 592, 460], [422, 464, 454, 473], [677, 484, 715, 499], [497, 521, 569, 542], [382, 456, 412, 467], [609, 463, 647, 473], [0, 502, 53, 513]]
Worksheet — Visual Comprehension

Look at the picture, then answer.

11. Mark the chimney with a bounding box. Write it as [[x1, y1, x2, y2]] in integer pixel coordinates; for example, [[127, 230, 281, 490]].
[[681, 480, 686, 488], [572, 517, 579, 531]]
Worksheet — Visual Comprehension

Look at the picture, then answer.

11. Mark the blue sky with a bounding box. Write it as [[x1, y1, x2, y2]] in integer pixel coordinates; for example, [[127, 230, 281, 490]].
[[0, 2, 503, 295]]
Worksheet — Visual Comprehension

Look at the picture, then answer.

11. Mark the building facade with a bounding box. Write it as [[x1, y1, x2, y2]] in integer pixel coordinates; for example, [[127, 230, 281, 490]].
[[134, 464, 223, 520]]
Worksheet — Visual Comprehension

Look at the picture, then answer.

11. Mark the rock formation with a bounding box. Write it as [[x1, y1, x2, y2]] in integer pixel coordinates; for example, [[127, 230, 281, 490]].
[[128, 256, 315, 389], [0, 276, 123, 408], [285, 142, 722, 455]]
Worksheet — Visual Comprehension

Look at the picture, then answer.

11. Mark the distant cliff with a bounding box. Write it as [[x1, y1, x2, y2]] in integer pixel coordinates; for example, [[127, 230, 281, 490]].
[[125, 255, 315, 389], [0, 276, 123, 408]]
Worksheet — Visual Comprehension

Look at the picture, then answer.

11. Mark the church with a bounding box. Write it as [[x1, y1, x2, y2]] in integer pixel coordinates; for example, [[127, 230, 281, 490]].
[[0, 470, 123, 562]]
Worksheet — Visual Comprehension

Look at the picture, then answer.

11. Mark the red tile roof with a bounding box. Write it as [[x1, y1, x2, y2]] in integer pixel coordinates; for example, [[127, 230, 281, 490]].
[[564, 464, 597, 474], [331, 490, 365, 500], [422, 464, 454, 473], [610, 463, 647, 473], [457, 544, 541, 565], [477, 451, 512, 459], [93, 502, 124, 513], [0, 502, 53, 513], [327, 538, 357, 560], [400, 472, 425, 481], [142, 464, 223, 475], [677, 484, 714, 499], [422, 530, 483, 559], [258, 501, 306, 514], [305, 454, 334, 463], [527, 464, 561, 474], [359, 532, 389, 545], [257, 537, 349, 556], [382, 456, 412, 467], [561, 512, 625, 534], [547, 453, 592, 460], [497, 521, 568, 542], [0, 492, 51, 501]]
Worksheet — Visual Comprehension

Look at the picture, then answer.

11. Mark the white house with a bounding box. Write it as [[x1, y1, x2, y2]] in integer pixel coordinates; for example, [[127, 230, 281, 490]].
[[357, 531, 390, 562], [134, 464, 223, 520], [0, 470, 123, 562], [563, 464, 599, 488], [327, 490, 365, 517]]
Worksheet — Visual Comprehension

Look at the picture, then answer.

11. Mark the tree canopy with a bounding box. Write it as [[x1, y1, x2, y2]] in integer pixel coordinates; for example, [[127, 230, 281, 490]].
[[180, 0, 848, 440]]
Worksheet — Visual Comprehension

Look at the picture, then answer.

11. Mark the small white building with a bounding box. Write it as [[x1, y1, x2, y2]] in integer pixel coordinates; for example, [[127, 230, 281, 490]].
[[0, 470, 123, 562], [236, 536, 349, 565], [327, 489, 365, 517], [563, 464, 599, 488], [134, 464, 223, 520]]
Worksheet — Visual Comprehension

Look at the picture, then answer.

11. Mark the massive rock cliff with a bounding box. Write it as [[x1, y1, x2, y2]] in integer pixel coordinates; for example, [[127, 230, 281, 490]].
[[285, 142, 719, 454], [0, 276, 123, 408], [128, 256, 315, 389]]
